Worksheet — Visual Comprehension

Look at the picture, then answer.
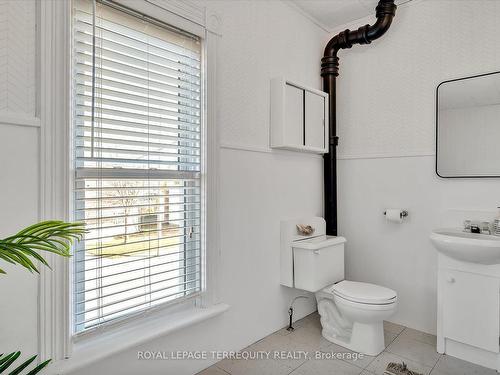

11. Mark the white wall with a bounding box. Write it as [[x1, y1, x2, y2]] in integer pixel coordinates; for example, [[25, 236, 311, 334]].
[[0, 1, 328, 374], [333, 0, 500, 334], [0, 0, 39, 361], [0, 125, 39, 356]]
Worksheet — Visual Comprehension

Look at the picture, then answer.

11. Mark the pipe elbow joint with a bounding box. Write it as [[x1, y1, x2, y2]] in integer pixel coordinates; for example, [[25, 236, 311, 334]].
[[368, 0, 397, 40], [323, 35, 341, 57], [367, 14, 395, 40], [323, 0, 396, 58]]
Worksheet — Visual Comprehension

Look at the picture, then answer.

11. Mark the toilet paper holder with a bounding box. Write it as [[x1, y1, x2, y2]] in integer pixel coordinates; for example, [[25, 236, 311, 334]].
[[383, 210, 409, 219]]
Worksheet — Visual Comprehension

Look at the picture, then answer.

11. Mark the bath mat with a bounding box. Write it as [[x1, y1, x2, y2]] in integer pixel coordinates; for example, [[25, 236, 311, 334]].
[[384, 362, 423, 375]]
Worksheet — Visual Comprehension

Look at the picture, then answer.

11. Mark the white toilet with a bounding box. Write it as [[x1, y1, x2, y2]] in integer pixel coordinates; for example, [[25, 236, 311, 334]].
[[315, 280, 397, 356], [280, 217, 397, 356]]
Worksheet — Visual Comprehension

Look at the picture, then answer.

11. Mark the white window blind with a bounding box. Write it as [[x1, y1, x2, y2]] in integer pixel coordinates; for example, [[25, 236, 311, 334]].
[[72, 0, 202, 333]]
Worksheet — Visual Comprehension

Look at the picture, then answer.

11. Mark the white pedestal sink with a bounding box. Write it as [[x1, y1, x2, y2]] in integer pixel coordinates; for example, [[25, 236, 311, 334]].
[[430, 228, 500, 264]]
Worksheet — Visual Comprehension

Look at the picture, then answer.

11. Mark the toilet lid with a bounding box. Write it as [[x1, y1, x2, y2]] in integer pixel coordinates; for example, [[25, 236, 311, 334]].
[[329, 280, 397, 305]]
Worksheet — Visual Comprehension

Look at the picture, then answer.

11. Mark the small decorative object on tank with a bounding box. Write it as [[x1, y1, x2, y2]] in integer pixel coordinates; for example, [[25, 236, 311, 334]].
[[296, 224, 314, 235]]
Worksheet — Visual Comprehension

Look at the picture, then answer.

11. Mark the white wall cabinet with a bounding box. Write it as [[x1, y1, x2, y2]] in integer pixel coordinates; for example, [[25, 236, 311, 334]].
[[271, 78, 328, 153]]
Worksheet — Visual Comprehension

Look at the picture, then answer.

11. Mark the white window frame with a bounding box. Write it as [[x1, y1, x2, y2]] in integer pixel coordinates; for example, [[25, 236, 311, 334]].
[[38, 0, 225, 372], [71, 0, 204, 337]]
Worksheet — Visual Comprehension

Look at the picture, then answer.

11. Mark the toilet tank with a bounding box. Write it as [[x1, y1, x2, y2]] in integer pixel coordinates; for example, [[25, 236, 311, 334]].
[[280, 217, 346, 292], [293, 235, 345, 292]]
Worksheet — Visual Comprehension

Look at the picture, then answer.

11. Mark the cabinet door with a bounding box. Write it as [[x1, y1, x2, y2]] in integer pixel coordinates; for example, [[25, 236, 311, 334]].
[[305, 91, 325, 149], [284, 84, 304, 147], [443, 270, 499, 352]]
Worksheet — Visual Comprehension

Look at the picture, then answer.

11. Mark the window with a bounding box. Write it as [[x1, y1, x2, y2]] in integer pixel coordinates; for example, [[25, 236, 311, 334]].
[[72, 0, 202, 333]]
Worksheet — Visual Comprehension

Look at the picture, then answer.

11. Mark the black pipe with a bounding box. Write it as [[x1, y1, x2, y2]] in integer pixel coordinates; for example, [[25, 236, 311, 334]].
[[321, 0, 397, 236]]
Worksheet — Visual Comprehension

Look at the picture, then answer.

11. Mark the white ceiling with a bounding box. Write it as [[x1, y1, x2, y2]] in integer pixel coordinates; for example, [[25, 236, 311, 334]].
[[289, 0, 409, 32]]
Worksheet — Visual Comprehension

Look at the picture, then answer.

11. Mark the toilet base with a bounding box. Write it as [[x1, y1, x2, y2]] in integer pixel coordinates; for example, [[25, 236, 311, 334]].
[[315, 281, 397, 357], [321, 321, 385, 356]]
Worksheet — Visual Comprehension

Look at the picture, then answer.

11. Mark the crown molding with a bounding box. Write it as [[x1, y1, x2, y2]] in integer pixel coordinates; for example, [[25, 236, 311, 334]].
[[281, 0, 331, 33]]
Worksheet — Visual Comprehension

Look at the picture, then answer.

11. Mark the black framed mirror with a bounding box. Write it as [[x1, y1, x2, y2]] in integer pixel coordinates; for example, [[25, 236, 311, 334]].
[[436, 71, 500, 178]]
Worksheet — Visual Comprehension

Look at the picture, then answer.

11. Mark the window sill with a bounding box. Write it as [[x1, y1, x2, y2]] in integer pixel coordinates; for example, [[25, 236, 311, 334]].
[[52, 303, 230, 374]]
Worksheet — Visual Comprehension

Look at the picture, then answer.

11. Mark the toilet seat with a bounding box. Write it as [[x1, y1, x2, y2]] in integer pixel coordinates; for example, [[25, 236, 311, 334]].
[[325, 280, 397, 305]]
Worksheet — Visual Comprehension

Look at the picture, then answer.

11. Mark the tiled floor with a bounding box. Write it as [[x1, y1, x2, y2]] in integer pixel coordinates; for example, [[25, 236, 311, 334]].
[[197, 312, 496, 375]]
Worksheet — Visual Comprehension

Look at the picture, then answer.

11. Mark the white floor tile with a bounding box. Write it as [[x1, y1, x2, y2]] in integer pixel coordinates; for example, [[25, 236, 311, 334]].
[[217, 358, 296, 375], [399, 328, 437, 346], [251, 327, 327, 354], [287, 323, 332, 352], [290, 359, 363, 375], [431, 354, 497, 375], [303, 314, 322, 330], [290, 318, 309, 331], [386, 335, 441, 367], [207, 320, 496, 375], [275, 327, 293, 336], [289, 315, 322, 336], [383, 321, 405, 335], [248, 333, 309, 369], [320, 342, 375, 369], [366, 351, 432, 375], [384, 330, 398, 346], [195, 365, 230, 375]]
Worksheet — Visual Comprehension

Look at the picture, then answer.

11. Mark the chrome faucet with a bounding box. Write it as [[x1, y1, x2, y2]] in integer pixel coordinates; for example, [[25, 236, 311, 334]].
[[470, 223, 481, 234]]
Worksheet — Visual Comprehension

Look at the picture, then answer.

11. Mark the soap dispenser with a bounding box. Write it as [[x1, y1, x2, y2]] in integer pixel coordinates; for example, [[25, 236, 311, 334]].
[[493, 207, 500, 236]]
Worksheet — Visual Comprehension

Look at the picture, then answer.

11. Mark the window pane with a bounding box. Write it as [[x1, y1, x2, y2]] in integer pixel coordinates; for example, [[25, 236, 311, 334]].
[[72, 0, 202, 333]]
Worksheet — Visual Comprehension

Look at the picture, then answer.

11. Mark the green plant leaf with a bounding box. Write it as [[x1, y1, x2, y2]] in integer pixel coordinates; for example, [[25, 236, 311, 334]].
[[0, 352, 21, 373], [0, 352, 51, 375], [24, 360, 51, 375], [7, 354, 36, 375], [0, 221, 85, 275], [0, 353, 15, 368]]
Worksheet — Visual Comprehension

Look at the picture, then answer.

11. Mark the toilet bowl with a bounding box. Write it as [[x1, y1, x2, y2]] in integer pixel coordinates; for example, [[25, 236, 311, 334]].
[[315, 280, 397, 356], [280, 217, 398, 356]]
